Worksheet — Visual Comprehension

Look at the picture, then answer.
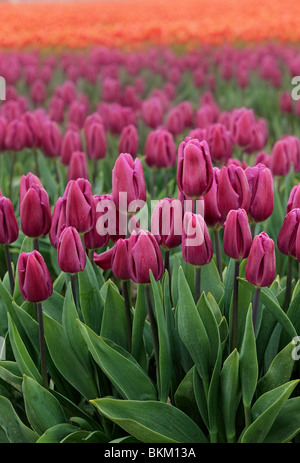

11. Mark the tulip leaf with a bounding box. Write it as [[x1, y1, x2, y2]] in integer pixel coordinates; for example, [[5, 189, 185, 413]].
[[12, 236, 33, 306], [240, 380, 299, 443], [91, 398, 208, 443], [197, 292, 220, 371], [174, 367, 201, 425], [22, 375, 66, 435], [42, 290, 64, 324], [60, 430, 108, 443], [131, 283, 147, 363], [0, 361, 23, 392], [36, 423, 80, 443], [263, 398, 300, 443], [200, 260, 224, 302], [220, 349, 240, 443], [78, 256, 103, 334], [0, 395, 38, 443], [78, 319, 157, 401]]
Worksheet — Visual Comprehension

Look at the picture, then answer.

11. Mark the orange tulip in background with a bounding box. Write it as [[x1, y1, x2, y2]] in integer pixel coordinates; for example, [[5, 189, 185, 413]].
[[0, 0, 299, 50]]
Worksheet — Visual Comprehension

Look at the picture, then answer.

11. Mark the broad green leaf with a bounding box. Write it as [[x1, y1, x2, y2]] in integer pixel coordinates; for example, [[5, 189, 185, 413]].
[[78, 320, 157, 401], [174, 367, 200, 425], [131, 283, 147, 363], [42, 290, 64, 324], [0, 395, 38, 443], [22, 375, 66, 435], [264, 398, 300, 443], [200, 260, 224, 302], [91, 398, 208, 443], [220, 349, 240, 443], [60, 430, 108, 443], [197, 293, 220, 371], [78, 257, 103, 334], [0, 361, 22, 392], [36, 424, 80, 443]]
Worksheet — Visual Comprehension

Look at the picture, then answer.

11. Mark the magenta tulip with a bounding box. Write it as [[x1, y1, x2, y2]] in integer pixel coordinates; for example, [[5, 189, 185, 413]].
[[245, 163, 274, 223], [57, 226, 86, 274], [245, 232, 276, 287], [63, 178, 95, 234], [182, 212, 213, 267], [18, 250, 53, 303], [0, 196, 19, 244], [128, 230, 163, 283], [223, 209, 252, 260], [151, 198, 182, 250], [217, 164, 251, 219]]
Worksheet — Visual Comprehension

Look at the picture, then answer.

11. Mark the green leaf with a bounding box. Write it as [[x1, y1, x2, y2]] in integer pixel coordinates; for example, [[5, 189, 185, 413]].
[[7, 314, 42, 384], [197, 293, 220, 371], [264, 398, 300, 443], [22, 375, 66, 435], [220, 349, 240, 443], [0, 395, 38, 443], [174, 367, 200, 425], [42, 290, 64, 324], [131, 283, 147, 363], [241, 380, 299, 443], [60, 430, 108, 443], [0, 361, 22, 392], [78, 257, 103, 334], [91, 398, 208, 443], [36, 423, 80, 443], [177, 267, 211, 394], [200, 260, 224, 303], [78, 320, 157, 401]]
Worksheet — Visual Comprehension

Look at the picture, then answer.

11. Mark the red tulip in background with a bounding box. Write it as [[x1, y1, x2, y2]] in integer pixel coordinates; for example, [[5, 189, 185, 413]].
[[223, 208, 252, 260], [94, 237, 132, 281], [245, 232, 276, 287], [203, 167, 224, 230], [245, 163, 274, 223], [85, 121, 107, 160], [277, 208, 300, 260], [63, 178, 95, 234], [118, 124, 139, 157], [19, 177, 51, 238], [49, 196, 67, 248], [67, 151, 89, 181], [41, 120, 62, 158], [61, 128, 82, 165], [128, 230, 163, 284], [217, 164, 250, 219], [57, 226, 86, 274], [18, 250, 53, 303], [182, 211, 213, 267], [0, 196, 19, 244], [144, 128, 176, 169], [84, 194, 111, 250], [151, 198, 182, 250]]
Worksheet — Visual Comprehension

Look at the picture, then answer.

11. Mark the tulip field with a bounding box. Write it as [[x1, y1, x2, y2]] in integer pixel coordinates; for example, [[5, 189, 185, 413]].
[[1, 0, 300, 448]]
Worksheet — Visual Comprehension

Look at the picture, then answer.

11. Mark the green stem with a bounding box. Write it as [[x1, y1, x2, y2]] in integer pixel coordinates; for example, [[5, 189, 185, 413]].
[[244, 404, 252, 429], [250, 222, 256, 240], [145, 284, 160, 385], [70, 273, 77, 309], [195, 267, 201, 303], [151, 169, 157, 198], [3, 243, 14, 295], [252, 287, 261, 334], [284, 255, 293, 311], [36, 302, 48, 389], [34, 148, 40, 178], [164, 169, 169, 197], [122, 280, 132, 353], [213, 229, 223, 282], [92, 159, 98, 189], [8, 150, 17, 199], [231, 260, 240, 351], [33, 238, 39, 252]]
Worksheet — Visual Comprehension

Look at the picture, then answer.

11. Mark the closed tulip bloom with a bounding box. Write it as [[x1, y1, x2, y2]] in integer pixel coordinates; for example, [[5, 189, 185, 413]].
[[68, 151, 89, 182], [94, 237, 131, 281], [177, 137, 213, 199], [287, 184, 300, 214], [19, 172, 43, 205], [61, 128, 82, 166], [21, 111, 40, 149], [271, 139, 291, 176], [182, 212, 213, 267], [128, 230, 163, 283], [245, 164, 274, 223], [18, 250, 53, 303], [63, 178, 95, 234], [112, 153, 146, 213], [203, 167, 224, 229], [68, 101, 87, 129], [49, 196, 67, 249], [49, 96, 65, 123], [30, 79, 46, 104], [118, 124, 139, 157], [277, 209, 300, 259], [41, 120, 62, 158], [144, 128, 176, 169], [245, 232, 276, 287], [141, 97, 164, 129], [84, 195, 110, 250], [85, 121, 107, 160], [151, 198, 182, 250], [279, 91, 293, 114], [231, 108, 255, 148], [20, 183, 52, 238], [0, 196, 19, 244], [57, 226, 86, 274], [217, 164, 251, 219], [205, 123, 233, 163], [5, 119, 27, 151], [284, 136, 300, 173], [165, 107, 185, 136], [223, 209, 252, 260], [254, 151, 272, 169]]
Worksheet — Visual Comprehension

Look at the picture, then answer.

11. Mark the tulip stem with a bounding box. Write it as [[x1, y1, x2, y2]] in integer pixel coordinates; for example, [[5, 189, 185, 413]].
[[70, 274, 77, 309], [8, 150, 16, 199], [151, 169, 156, 198], [213, 229, 223, 282], [92, 159, 98, 188], [252, 287, 261, 334], [145, 285, 160, 386], [3, 244, 14, 295], [122, 280, 132, 353], [195, 266, 201, 303], [164, 169, 169, 197], [284, 255, 293, 311], [231, 260, 240, 351], [36, 302, 48, 389], [33, 238, 39, 252], [250, 222, 256, 239], [164, 250, 173, 306], [34, 148, 40, 178]]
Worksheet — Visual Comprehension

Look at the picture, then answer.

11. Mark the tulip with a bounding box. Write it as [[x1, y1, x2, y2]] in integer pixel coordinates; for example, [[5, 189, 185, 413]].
[[144, 128, 176, 169], [41, 120, 62, 158], [205, 123, 233, 163], [21, 111, 40, 149], [231, 108, 256, 148], [287, 184, 300, 213], [49, 196, 67, 249], [0, 196, 19, 294], [49, 96, 65, 123], [30, 79, 46, 105], [63, 178, 95, 234], [245, 232, 276, 330], [19, 172, 43, 205], [223, 209, 252, 260], [165, 107, 185, 136], [20, 183, 52, 240], [84, 195, 111, 251], [112, 153, 146, 214], [61, 128, 82, 166], [85, 121, 107, 160], [279, 91, 293, 114], [5, 119, 27, 152], [68, 101, 87, 129], [18, 250, 53, 303], [271, 139, 291, 177], [245, 163, 274, 226], [217, 164, 251, 219], [177, 137, 213, 199], [128, 230, 163, 284], [0, 116, 7, 151], [254, 151, 272, 169], [141, 97, 164, 129], [203, 167, 224, 230], [151, 198, 182, 251], [94, 237, 131, 281], [67, 151, 89, 182], [284, 135, 300, 173], [118, 124, 139, 157], [57, 226, 86, 274]]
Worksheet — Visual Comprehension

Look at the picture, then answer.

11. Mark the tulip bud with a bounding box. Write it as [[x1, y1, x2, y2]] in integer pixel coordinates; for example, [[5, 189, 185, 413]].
[[205, 123, 233, 163], [223, 209, 252, 260], [177, 137, 213, 199], [254, 151, 272, 169], [21, 111, 40, 149], [287, 184, 300, 214], [217, 164, 251, 219], [141, 97, 164, 129], [245, 164, 274, 223], [18, 250, 53, 303], [0, 196, 19, 244], [68, 101, 87, 129], [67, 151, 89, 182], [57, 226, 86, 274], [85, 122, 107, 160], [49, 196, 67, 249], [182, 212, 213, 267], [84, 195, 111, 250], [165, 107, 185, 136], [271, 139, 291, 176], [20, 183, 51, 238], [118, 124, 139, 157], [231, 108, 255, 148], [49, 96, 65, 123], [41, 120, 62, 158], [19, 172, 43, 205], [144, 128, 176, 169], [277, 209, 300, 259], [5, 119, 27, 151], [63, 178, 95, 234], [112, 153, 146, 213], [94, 238, 131, 281], [151, 198, 182, 250], [245, 232, 276, 287], [128, 230, 163, 283], [279, 91, 293, 114], [30, 79, 46, 104], [61, 128, 82, 166], [203, 167, 224, 229]]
